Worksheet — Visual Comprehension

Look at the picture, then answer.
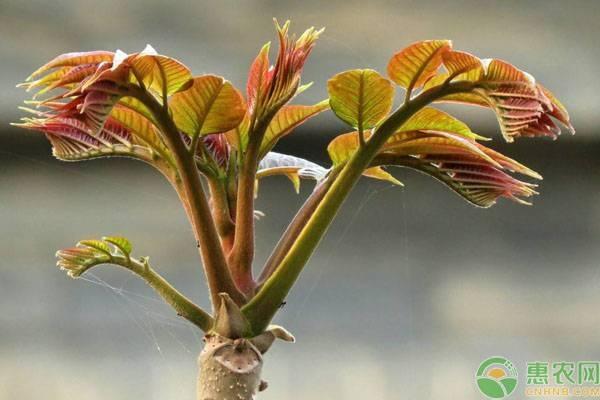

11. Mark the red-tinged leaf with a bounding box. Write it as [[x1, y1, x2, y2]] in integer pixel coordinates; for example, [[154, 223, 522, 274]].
[[326, 124, 541, 206], [246, 21, 323, 123], [38, 64, 99, 96], [46, 46, 192, 101], [14, 112, 175, 179], [475, 143, 542, 180], [537, 84, 574, 133], [79, 61, 129, 93], [327, 69, 395, 131], [423, 56, 573, 142], [328, 105, 495, 172], [27, 51, 114, 81], [259, 100, 329, 158], [422, 73, 489, 106], [442, 51, 484, 80], [201, 134, 230, 169], [57, 236, 135, 278], [15, 115, 129, 160], [247, 42, 271, 116], [374, 152, 538, 207], [56, 244, 110, 278], [27, 97, 84, 117], [435, 89, 490, 108], [484, 85, 549, 142], [170, 75, 246, 137], [383, 130, 500, 168], [517, 111, 562, 139], [485, 59, 533, 84], [79, 88, 122, 135], [19, 67, 71, 93], [127, 45, 192, 96], [77, 240, 112, 256], [387, 40, 452, 91]]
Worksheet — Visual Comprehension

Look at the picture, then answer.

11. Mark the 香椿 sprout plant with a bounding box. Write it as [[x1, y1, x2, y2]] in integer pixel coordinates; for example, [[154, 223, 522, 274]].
[[14, 20, 573, 400]]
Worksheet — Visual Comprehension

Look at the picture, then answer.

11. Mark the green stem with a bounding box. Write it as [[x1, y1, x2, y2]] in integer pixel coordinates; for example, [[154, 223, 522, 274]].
[[131, 86, 246, 307], [242, 81, 474, 333], [86, 255, 214, 331]]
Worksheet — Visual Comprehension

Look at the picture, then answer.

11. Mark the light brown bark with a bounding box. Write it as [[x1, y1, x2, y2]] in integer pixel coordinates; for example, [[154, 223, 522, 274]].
[[197, 334, 266, 400]]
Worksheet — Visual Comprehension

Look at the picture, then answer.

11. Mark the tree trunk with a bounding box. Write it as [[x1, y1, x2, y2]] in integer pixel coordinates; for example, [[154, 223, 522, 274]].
[[197, 294, 293, 399], [197, 334, 267, 400]]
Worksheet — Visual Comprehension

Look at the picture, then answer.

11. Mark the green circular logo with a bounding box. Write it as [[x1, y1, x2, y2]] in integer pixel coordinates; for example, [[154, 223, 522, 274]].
[[476, 356, 518, 399]]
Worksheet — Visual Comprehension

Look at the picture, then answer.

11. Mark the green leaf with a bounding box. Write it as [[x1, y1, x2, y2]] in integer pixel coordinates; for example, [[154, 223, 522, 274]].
[[227, 101, 328, 157], [259, 100, 329, 158], [327, 130, 362, 167], [328, 126, 541, 207], [327, 69, 394, 131], [102, 236, 132, 256], [224, 113, 251, 152], [128, 45, 192, 96], [387, 40, 451, 91], [117, 96, 159, 124], [170, 75, 246, 138], [77, 240, 112, 256], [26, 50, 114, 81], [110, 104, 173, 163], [398, 107, 488, 140], [326, 132, 400, 185], [363, 167, 403, 186], [327, 118, 495, 169], [57, 236, 134, 278]]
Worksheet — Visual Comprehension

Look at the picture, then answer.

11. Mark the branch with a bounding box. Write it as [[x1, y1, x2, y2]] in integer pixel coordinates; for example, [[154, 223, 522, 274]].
[[207, 177, 236, 254], [242, 81, 476, 334], [57, 244, 214, 331], [228, 117, 272, 295], [130, 86, 246, 307]]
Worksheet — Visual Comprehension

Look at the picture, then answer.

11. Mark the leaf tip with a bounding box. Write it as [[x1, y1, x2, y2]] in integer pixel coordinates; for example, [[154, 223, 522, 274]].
[[141, 44, 158, 56]]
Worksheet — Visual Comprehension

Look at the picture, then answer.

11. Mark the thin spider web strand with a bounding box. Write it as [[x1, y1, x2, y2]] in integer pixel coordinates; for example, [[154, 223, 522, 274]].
[[290, 182, 397, 322], [80, 273, 194, 398]]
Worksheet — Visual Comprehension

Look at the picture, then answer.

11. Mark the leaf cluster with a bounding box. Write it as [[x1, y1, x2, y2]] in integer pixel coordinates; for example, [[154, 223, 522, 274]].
[[15, 23, 573, 336]]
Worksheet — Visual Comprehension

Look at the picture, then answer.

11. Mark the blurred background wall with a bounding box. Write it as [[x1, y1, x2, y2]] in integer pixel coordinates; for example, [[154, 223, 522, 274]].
[[1, 1, 599, 399]]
